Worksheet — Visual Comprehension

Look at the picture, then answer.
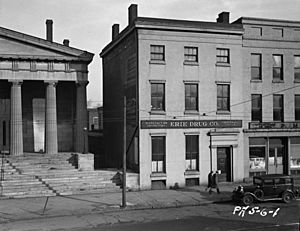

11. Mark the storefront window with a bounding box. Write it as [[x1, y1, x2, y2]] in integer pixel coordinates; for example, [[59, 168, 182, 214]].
[[290, 137, 300, 173], [249, 138, 266, 175]]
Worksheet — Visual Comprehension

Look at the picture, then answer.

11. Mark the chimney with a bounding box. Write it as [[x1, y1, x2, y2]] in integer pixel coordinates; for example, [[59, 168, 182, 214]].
[[46, 19, 53, 42], [63, 39, 70, 46], [128, 4, 138, 25], [112, 24, 120, 40], [217, 12, 230, 23]]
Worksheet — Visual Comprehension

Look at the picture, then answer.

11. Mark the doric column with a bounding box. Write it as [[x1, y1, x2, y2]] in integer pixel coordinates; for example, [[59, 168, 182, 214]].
[[45, 81, 58, 154], [75, 81, 88, 153], [10, 80, 23, 156]]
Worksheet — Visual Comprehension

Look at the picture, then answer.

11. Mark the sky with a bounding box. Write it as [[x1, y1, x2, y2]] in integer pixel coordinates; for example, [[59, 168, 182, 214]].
[[0, 0, 300, 107]]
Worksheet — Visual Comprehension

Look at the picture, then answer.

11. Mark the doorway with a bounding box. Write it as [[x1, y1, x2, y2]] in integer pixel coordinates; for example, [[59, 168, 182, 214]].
[[268, 138, 286, 174], [32, 98, 45, 153], [217, 147, 232, 182], [0, 99, 10, 152]]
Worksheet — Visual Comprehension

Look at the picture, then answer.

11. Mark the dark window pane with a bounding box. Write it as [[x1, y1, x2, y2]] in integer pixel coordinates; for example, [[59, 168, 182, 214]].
[[249, 137, 266, 146], [217, 85, 230, 111], [150, 45, 165, 61], [216, 48, 229, 63], [151, 83, 165, 111], [185, 84, 198, 111], [296, 95, 300, 120]]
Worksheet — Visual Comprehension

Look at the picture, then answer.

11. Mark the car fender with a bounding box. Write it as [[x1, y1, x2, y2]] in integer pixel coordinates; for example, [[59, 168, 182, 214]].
[[243, 192, 264, 202], [281, 189, 295, 198]]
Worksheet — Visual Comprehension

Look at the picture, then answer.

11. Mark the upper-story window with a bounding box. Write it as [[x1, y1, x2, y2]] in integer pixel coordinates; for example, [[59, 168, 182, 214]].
[[295, 56, 300, 82], [184, 47, 198, 63], [251, 94, 262, 122], [185, 84, 198, 111], [273, 94, 284, 122], [251, 54, 262, 80], [151, 83, 165, 111], [216, 48, 230, 64], [296, 95, 300, 121], [150, 45, 165, 61], [273, 55, 283, 81], [217, 84, 230, 112]]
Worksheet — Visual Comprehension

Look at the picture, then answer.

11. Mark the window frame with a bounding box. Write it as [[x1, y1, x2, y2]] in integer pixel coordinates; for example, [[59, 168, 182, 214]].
[[150, 45, 165, 61], [216, 48, 230, 64], [295, 95, 300, 121], [217, 84, 230, 112], [273, 94, 284, 122], [185, 83, 198, 111], [151, 136, 166, 173], [294, 56, 300, 82], [251, 94, 262, 122], [151, 83, 165, 112], [184, 46, 198, 63], [185, 135, 199, 171], [273, 54, 283, 81], [251, 53, 262, 80]]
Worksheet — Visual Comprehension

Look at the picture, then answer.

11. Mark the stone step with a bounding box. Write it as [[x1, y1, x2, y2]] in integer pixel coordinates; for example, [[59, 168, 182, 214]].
[[2, 185, 50, 192], [0, 179, 41, 185], [1, 175, 36, 180], [46, 181, 116, 188], [57, 187, 121, 196], [1, 190, 56, 198]]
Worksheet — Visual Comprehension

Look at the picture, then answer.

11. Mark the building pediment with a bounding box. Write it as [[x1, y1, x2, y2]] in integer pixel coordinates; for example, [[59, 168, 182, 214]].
[[0, 26, 93, 63]]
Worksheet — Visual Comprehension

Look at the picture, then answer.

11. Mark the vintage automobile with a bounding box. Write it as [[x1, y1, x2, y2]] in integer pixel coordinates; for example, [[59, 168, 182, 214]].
[[232, 174, 299, 205]]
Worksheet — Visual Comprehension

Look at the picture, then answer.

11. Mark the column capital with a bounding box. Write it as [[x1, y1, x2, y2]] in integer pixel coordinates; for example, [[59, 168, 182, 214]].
[[76, 81, 89, 87], [9, 80, 23, 85], [44, 80, 58, 87]]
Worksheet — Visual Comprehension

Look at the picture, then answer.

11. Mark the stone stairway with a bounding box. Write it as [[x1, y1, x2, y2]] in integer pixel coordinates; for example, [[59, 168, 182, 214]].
[[0, 153, 123, 199]]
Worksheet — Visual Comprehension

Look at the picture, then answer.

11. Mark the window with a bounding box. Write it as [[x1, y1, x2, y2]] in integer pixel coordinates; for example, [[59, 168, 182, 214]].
[[150, 45, 165, 61], [251, 54, 262, 80], [185, 135, 199, 171], [217, 84, 230, 111], [296, 95, 300, 121], [273, 55, 283, 81], [295, 56, 300, 82], [185, 84, 198, 111], [151, 136, 165, 173], [273, 95, 284, 122], [249, 138, 266, 176], [184, 47, 198, 62], [290, 137, 300, 174], [151, 83, 165, 111], [216, 48, 229, 64], [251, 94, 262, 122]]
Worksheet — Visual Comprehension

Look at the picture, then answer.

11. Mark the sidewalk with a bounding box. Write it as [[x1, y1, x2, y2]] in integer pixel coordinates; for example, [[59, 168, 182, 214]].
[[0, 183, 237, 230]]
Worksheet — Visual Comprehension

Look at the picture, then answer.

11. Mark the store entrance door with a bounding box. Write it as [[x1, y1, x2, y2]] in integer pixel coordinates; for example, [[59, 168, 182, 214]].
[[217, 147, 231, 182], [268, 138, 286, 174]]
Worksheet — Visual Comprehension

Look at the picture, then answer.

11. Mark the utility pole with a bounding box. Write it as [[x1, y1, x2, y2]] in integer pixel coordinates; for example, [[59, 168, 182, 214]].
[[122, 96, 127, 208]]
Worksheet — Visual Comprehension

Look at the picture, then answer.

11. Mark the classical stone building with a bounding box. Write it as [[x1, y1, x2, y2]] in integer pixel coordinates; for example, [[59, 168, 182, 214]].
[[101, 4, 300, 189], [0, 20, 93, 155]]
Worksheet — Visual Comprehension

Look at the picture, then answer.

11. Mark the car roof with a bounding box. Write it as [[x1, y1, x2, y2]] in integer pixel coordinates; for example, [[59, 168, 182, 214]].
[[254, 174, 291, 180]]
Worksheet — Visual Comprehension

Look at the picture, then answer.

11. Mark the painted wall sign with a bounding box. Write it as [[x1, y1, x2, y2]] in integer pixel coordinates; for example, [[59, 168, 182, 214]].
[[249, 122, 300, 129], [141, 120, 242, 129]]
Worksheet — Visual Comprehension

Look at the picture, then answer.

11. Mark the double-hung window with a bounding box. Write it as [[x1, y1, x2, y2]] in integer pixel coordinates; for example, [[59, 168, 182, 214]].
[[185, 84, 198, 111], [185, 135, 199, 171], [151, 83, 165, 111], [295, 56, 300, 82], [216, 48, 230, 64], [273, 55, 283, 81], [251, 54, 262, 80], [251, 94, 262, 122], [217, 84, 230, 112], [295, 95, 300, 121], [273, 94, 284, 122], [184, 47, 198, 63], [151, 136, 165, 173], [150, 45, 165, 61]]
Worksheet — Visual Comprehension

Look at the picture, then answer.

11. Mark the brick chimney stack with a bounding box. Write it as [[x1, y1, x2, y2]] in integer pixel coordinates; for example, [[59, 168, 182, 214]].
[[217, 12, 230, 23], [112, 24, 120, 40], [46, 19, 53, 42], [128, 4, 138, 25], [63, 39, 70, 46]]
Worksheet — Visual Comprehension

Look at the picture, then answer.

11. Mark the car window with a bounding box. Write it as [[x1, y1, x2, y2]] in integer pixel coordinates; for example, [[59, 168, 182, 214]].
[[274, 178, 285, 184], [264, 179, 273, 185], [254, 178, 262, 185]]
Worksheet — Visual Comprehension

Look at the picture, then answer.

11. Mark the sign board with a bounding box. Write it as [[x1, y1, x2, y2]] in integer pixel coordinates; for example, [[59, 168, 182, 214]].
[[141, 120, 242, 129], [249, 122, 300, 129]]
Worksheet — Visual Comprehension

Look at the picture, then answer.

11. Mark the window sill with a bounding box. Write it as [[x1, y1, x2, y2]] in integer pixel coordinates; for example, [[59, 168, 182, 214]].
[[184, 110, 199, 115], [272, 80, 284, 83], [250, 79, 262, 83], [215, 62, 230, 67], [151, 173, 167, 179], [216, 110, 231, 115], [184, 170, 200, 177], [183, 61, 199, 66], [150, 110, 166, 115], [149, 60, 166, 65]]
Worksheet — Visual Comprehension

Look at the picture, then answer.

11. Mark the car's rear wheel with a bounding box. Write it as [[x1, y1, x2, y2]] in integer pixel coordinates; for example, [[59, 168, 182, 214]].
[[254, 189, 264, 199], [282, 191, 293, 203], [242, 194, 253, 206]]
